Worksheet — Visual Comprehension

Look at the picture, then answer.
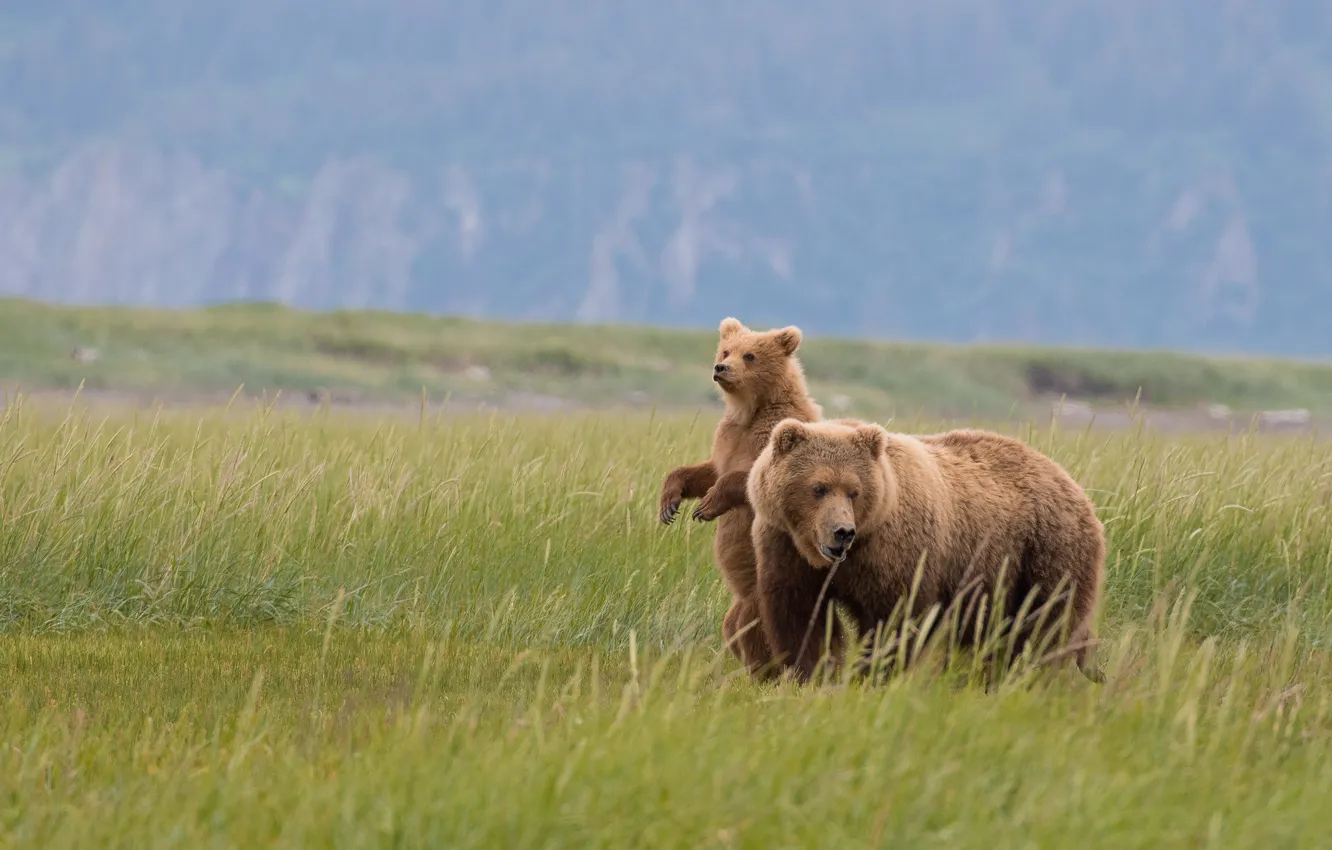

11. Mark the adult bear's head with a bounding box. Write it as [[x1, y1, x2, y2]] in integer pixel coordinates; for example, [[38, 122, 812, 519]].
[[747, 418, 895, 568]]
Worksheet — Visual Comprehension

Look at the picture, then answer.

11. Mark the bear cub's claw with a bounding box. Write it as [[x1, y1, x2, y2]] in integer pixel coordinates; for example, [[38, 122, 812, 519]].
[[692, 493, 723, 522], [660, 498, 681, 525]]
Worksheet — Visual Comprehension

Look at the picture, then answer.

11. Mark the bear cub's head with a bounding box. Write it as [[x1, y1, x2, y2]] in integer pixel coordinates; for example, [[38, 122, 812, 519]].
[[748, 418, 894, 569], [712, 317, 804, 406]]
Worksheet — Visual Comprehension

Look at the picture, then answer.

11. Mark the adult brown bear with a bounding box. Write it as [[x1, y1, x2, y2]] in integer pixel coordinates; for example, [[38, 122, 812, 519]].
[[746, 418, 1107, 684]]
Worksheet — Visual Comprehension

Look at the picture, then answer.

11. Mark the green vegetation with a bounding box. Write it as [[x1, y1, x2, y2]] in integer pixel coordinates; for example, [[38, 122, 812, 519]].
[[3, 396, 1332, 844], [5, 298, 1332, 418]]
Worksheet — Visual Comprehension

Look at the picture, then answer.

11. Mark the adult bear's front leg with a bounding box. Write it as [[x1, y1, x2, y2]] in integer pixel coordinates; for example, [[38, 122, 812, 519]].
[[754, 523, 843, 683]]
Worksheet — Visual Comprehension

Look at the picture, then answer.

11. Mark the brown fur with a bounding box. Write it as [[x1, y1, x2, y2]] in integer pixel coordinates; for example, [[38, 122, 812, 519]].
[[659, 317, 822, 675], [746, 419, 1107, 685]]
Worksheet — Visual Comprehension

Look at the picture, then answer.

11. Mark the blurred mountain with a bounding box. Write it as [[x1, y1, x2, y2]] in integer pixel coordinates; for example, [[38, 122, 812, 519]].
[[1, 1, 1331, 354]]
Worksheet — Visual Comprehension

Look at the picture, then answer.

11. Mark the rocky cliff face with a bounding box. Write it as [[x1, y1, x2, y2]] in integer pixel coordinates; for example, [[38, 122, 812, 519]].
[[2, 0, 1329, 354]]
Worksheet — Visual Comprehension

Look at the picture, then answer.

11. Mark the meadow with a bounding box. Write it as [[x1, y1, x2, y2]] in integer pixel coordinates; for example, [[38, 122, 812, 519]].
[[3, 393, 1332, 847], [7, 297, 1332, 419]]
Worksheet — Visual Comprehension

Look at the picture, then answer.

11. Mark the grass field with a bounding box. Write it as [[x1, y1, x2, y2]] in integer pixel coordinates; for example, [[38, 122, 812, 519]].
[[3, 392, 1332, 847], [6, 297, 1332, 419]]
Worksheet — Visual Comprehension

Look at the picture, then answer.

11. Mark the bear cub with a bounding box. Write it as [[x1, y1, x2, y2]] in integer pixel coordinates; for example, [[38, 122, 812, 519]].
[[659, 317, 822, 675], [746, 418, 1107, 684]]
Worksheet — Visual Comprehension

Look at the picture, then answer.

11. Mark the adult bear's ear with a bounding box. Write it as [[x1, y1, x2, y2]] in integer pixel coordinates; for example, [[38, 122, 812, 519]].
[[772, 325, 802, 356], [771, 419, 808, 456], [852, 424, 887, 459], [719, 317, 747, 339]]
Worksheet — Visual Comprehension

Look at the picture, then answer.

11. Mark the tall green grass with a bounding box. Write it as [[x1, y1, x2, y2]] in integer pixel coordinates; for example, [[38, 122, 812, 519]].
[[3, 396, 1332, 846]]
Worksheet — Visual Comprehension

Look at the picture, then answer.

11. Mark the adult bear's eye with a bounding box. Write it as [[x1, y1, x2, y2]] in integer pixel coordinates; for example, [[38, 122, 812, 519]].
[[848, 490, 859, 501], [721, 350, 729, 358], [813, 485, 828, 499], [743, 352, 756, 363]]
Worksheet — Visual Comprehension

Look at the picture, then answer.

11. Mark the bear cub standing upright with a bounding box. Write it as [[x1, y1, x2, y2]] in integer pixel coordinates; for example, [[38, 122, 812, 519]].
[[659, 317, 822, 675], [746, 418, 1106, 684]]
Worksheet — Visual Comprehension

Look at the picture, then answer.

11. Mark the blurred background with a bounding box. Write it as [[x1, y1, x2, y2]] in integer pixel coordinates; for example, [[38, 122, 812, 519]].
[[3, 1, 1330, 357]]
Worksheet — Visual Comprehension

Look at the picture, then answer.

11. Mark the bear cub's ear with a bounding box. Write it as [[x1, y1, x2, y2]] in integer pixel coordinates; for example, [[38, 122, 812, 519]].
[[771, 419, 808, 456], [719, 317, 748, 339], [772, 326, 802, 356], [851, 424, 888, 459]]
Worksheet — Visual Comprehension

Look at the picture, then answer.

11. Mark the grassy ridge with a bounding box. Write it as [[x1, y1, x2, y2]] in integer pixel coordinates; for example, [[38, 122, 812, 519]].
[[5, 297, 1332, 416], [4, 398, 1332, 844]]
